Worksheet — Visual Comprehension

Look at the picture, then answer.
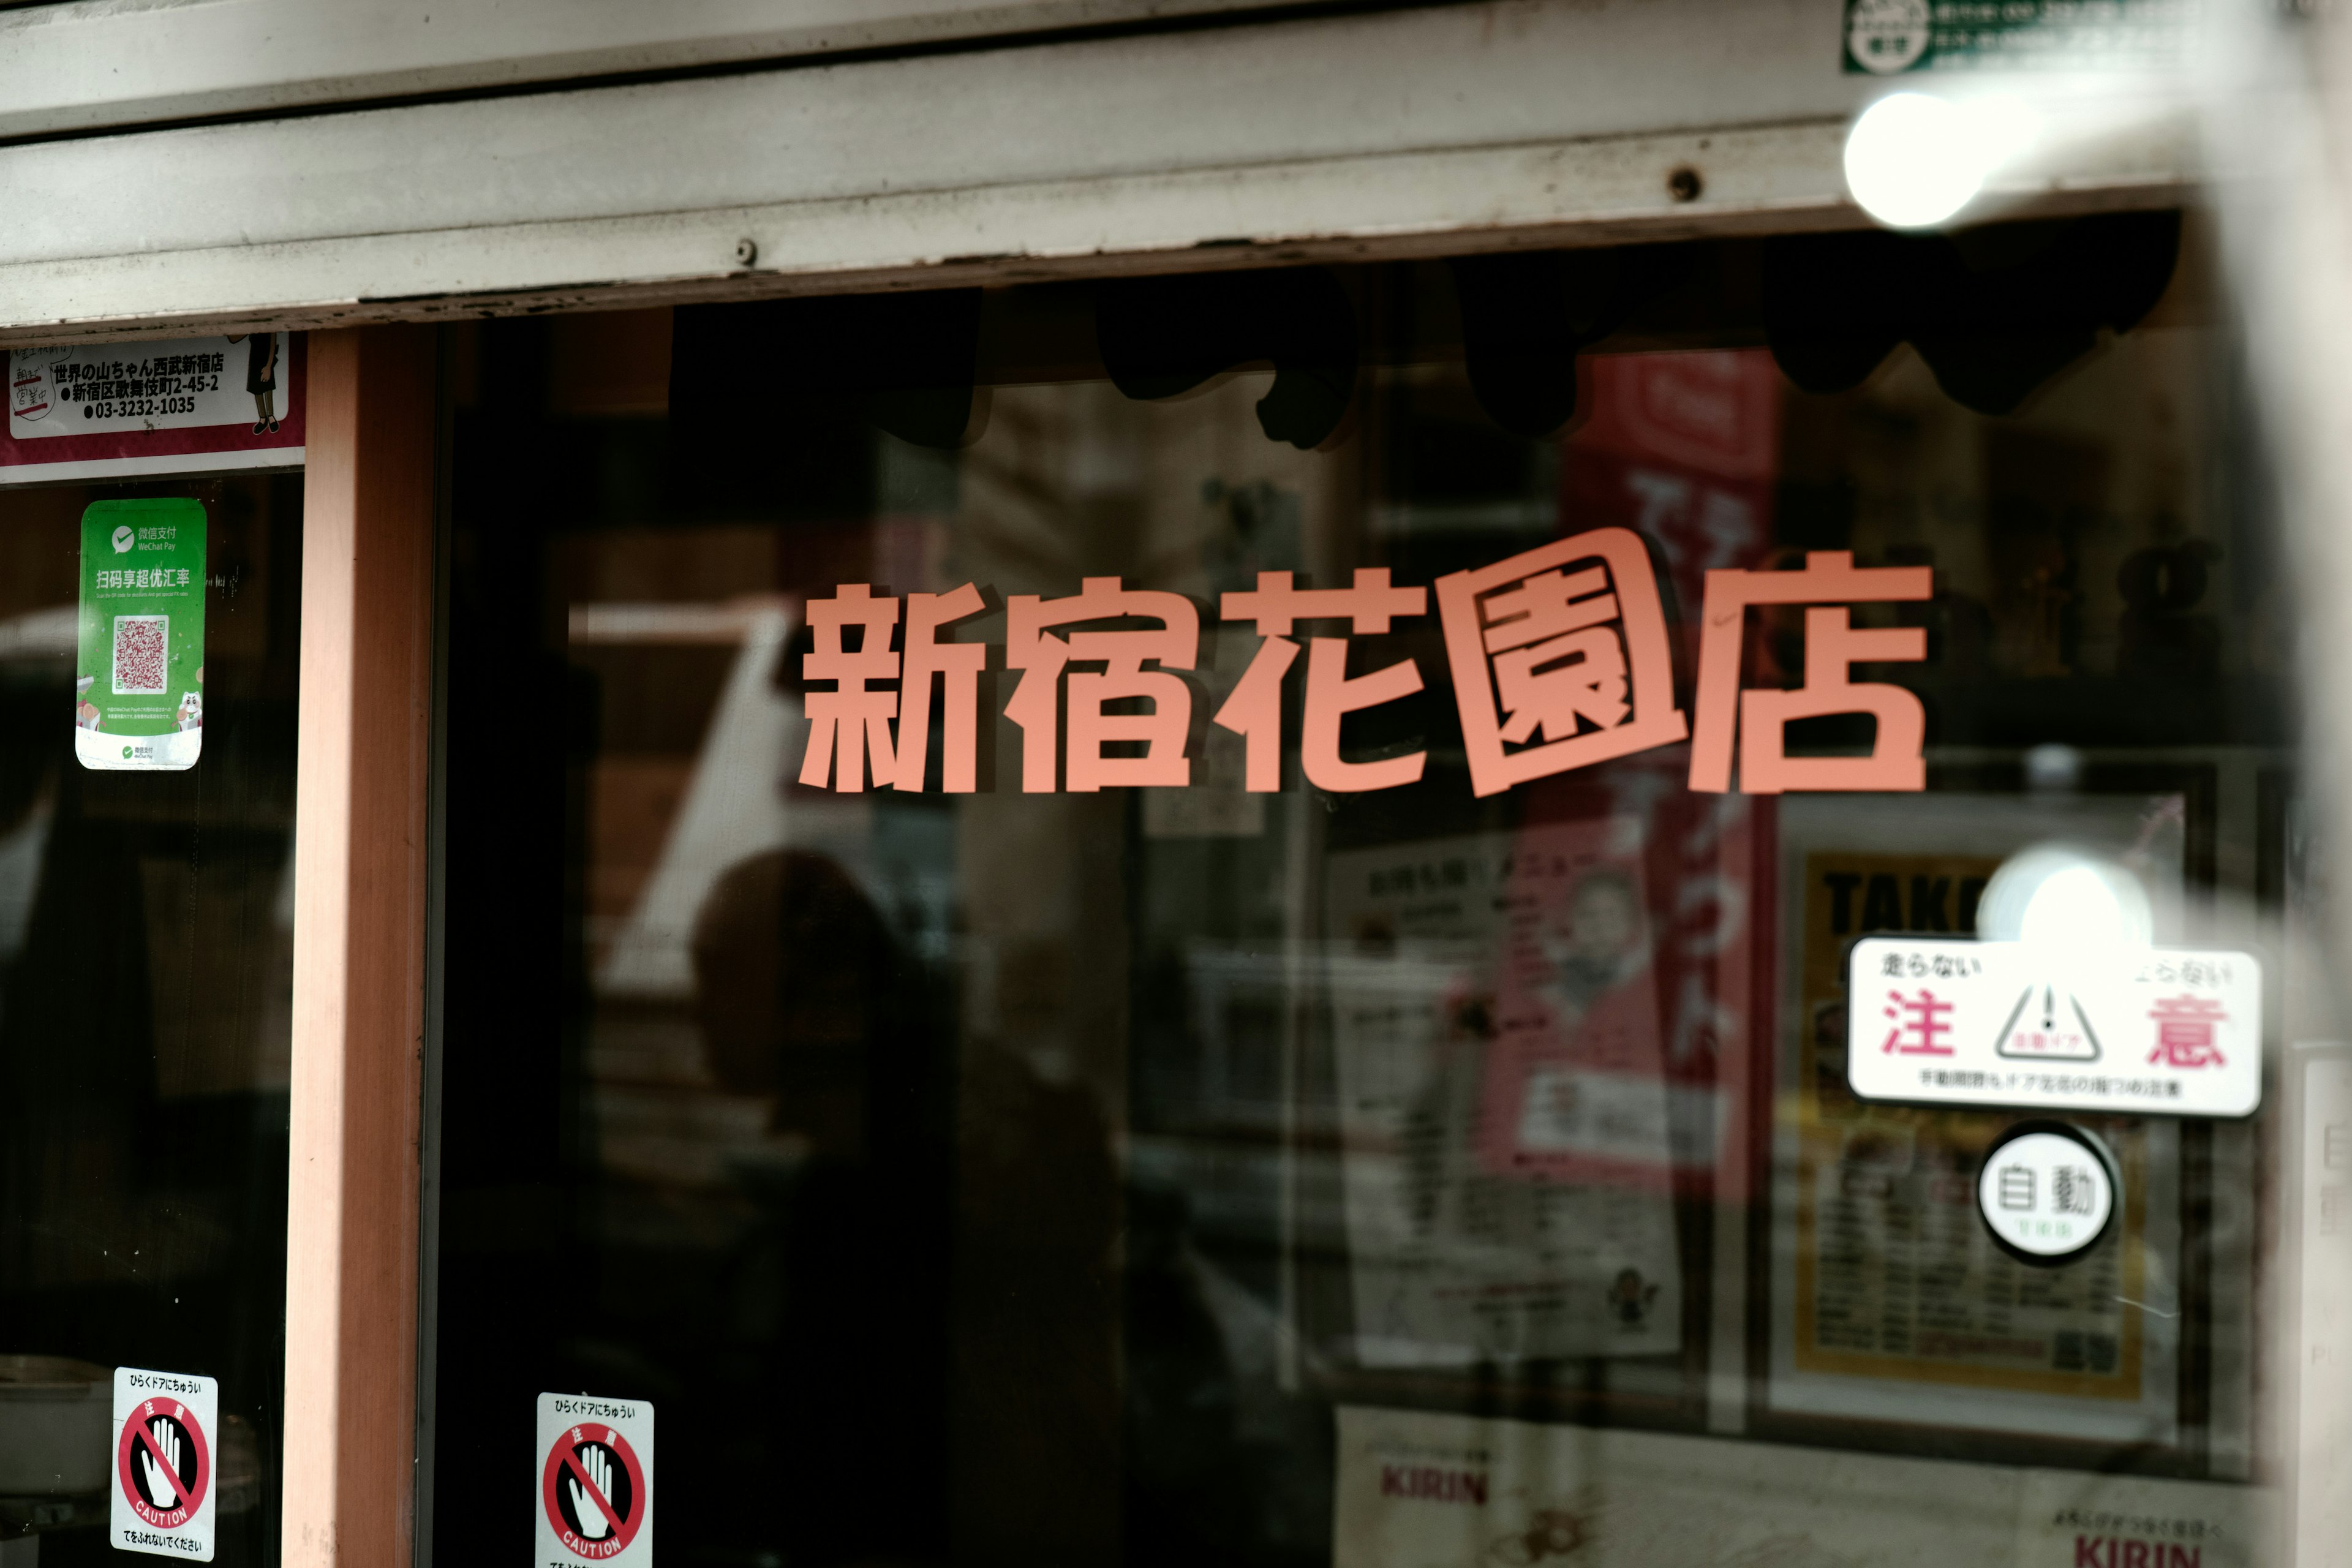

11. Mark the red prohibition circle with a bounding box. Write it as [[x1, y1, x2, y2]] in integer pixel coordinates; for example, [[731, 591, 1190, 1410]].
[[541, 1424, 647, 1559], [115, 1398, 212, 1530]]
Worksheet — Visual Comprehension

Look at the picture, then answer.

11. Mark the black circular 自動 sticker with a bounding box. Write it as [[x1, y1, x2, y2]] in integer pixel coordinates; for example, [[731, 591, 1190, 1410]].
[[1977, 1118, 2119, 1268]]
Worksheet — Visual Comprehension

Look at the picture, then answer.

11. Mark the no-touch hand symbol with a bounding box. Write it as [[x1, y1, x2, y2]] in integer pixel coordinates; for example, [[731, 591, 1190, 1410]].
[[542, 1425, 647, 1560], [115, 1400, 209, 1531]]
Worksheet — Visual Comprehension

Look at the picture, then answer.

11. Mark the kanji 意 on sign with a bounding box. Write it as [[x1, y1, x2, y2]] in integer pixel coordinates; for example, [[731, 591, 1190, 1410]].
[[1687, 551, 1931, 794], [1433, 526, 1688, 798], [1214, 569, 1427, 792], [2147, 994, 2228, 1069], [1006, 578, 1199, 792]]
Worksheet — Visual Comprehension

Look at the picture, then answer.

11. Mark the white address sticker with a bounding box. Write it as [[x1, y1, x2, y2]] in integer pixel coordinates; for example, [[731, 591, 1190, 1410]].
[[1846, 938, 2261, 1117]]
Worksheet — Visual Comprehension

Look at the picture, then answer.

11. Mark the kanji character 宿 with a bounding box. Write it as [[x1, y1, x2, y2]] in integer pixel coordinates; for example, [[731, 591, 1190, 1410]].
[[1006, 578, 1199, 791]]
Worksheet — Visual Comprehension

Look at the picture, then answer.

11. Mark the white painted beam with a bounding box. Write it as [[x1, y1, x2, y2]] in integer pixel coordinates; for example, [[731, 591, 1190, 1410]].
[[0, 0, 1301, 140], [0, 0, 2195, 341]]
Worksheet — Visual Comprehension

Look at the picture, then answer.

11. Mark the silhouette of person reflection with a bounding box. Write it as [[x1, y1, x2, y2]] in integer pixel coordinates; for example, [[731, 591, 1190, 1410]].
[[688, 850, 951, 1566]]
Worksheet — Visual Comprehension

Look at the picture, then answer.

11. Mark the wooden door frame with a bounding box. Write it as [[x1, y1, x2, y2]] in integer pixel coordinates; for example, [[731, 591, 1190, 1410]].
[[285, 325, 438, 1568]]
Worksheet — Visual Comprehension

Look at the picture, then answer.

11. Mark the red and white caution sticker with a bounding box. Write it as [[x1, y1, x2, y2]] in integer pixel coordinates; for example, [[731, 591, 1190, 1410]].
[[110, 1366, 217, 1561], [536, 1392, 654, 1565]]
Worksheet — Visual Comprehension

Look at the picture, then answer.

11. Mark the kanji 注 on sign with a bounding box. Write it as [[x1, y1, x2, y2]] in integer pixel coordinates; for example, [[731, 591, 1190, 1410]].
[[797, 581, 988, 793], [1215, 569, 1427, 792], [1006, 578, 1199, 792], [1687, 551, 1931, 794], [1433, 526, 1689, 798]]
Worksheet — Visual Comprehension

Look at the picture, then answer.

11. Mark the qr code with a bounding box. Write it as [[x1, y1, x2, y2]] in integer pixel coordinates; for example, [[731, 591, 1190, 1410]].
[[112, 614, 168, 695]]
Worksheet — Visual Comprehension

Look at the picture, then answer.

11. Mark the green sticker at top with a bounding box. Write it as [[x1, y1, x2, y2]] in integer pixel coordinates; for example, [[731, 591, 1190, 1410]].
[[1842, 0, 2188, 75], [76, 497, 206, 772]]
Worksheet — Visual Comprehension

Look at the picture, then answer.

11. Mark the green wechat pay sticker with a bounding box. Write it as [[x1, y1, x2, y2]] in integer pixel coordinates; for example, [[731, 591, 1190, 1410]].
[[76, 498, 205, 772]]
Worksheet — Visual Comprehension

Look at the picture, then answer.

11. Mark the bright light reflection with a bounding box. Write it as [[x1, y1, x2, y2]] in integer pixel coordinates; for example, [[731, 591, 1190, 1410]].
[[1978, 843, 2154, 956], [1844, 91, 2039, 230]]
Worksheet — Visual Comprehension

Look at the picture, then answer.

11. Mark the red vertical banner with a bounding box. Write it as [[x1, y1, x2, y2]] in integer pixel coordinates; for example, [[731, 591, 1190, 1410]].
[[1554, 350, 1787, 1190], [1561, 350, 1783, 636]]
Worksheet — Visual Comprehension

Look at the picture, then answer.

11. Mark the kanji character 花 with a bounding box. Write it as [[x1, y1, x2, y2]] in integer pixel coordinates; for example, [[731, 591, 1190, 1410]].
[[1688, 551, 1931, 794], [1006, 577, 1199, 791], [2147, 994, 2227, 1069], [1433, 526, 1688, 798], [1214, 569, 1428, 792]]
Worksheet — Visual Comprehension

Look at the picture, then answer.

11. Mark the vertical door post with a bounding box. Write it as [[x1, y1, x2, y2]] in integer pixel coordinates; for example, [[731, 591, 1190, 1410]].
[[285, 326, 437, 1568]]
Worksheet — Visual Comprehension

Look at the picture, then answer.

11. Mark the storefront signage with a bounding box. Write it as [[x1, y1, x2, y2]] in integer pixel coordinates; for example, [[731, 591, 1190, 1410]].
[[76, 499, 206, 772], [1842, 0, 2188, 75], [1847, 937, 2261, 1117], [799, 529, 1931, 799], [1977, 1121, 2119, 1267], [110, 1366, 217, 1561], [536, 1392, 653, 1565], [4, 334, 302, 486]]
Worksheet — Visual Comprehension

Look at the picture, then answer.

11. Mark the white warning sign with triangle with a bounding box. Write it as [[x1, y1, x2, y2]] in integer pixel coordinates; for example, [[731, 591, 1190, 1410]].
[[1845, 937, 2260, 1117]]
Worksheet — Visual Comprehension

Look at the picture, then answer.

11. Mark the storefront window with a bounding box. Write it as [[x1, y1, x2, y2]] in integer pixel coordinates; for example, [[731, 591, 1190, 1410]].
[[0, 473, 300, 1565], [428, 219, 2304, 1566]]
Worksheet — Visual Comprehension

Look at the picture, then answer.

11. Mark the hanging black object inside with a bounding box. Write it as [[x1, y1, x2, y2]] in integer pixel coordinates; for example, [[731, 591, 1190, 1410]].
[[1095, 268, 1358, 450], [1449, 247, 1691, 439], [1761, 211, 2182, 415], [670, 288, 987, 450]]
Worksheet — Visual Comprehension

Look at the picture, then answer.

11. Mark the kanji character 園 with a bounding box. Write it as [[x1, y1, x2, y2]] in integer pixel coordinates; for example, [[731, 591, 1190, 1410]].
[[1214, 569, 1427, 791], [1433, 526, 1688, 797]]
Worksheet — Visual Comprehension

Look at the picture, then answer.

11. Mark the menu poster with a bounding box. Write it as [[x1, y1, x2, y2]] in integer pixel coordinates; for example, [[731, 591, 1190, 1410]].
[[1766, 793, 2188, 1443], [1325, 820, 1681, 1369]]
